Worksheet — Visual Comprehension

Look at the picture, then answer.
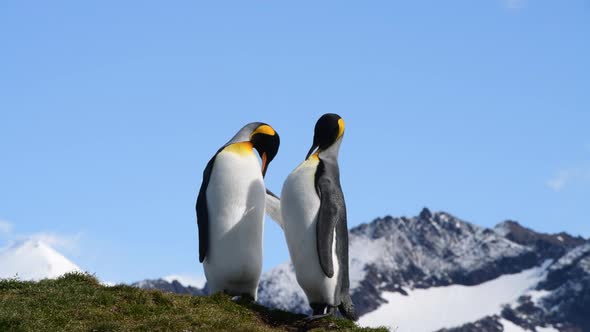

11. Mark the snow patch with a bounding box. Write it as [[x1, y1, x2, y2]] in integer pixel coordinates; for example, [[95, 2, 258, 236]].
[[528, 289, 552, 305], [499, 319, 528, 332], [359, 262, 551, 332]]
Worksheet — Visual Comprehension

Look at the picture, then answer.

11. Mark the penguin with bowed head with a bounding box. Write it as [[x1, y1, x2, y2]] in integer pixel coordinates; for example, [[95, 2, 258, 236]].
[[280, 113, 357, 320], [196, 122, 280, 301]]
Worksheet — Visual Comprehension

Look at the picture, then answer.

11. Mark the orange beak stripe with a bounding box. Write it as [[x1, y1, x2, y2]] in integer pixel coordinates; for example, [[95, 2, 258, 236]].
[[261, 152, 269, 177]]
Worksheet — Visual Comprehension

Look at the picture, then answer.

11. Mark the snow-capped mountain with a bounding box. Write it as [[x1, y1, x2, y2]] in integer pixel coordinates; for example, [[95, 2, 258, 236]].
[[0, 240, 80, 280], [133, 208, 589, 331]]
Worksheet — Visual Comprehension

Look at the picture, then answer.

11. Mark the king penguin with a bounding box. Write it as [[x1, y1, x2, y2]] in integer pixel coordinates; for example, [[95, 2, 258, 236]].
[[280, 113, 357, 320], [196, 122, 280, 300]]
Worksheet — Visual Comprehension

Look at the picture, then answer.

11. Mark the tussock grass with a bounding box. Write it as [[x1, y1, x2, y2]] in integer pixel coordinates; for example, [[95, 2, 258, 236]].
[[0, 272, 387, 332]]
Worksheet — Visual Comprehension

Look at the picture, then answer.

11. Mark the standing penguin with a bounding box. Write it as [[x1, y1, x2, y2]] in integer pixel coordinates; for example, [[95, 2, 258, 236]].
[[280, 113, 356, 320], [196, 122, 279, 300]]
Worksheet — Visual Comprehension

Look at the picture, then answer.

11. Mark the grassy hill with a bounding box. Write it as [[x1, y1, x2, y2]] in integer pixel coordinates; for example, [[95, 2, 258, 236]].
[[0, 273, 387, 332]]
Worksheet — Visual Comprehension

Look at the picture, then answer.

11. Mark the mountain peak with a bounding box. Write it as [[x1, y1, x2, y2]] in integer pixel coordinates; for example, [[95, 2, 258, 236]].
[[494, 220, 525, 236], [0, 239, 80, 281], [419, 207, 432, 220]]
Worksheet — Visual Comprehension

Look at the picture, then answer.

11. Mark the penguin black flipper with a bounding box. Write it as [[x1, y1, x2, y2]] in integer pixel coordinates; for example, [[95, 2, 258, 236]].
[[196, 154, 217, 263], [314, 160, 344, 279]]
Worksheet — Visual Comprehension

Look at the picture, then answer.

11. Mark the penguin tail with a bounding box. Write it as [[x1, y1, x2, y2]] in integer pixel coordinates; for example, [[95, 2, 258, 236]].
[[338, 294, 358, 321]]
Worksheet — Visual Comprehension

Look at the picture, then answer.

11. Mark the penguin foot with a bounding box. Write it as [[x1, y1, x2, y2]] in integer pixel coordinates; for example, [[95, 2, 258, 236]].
[[308, 303, 336, 320], [227, 291, 255, 303]]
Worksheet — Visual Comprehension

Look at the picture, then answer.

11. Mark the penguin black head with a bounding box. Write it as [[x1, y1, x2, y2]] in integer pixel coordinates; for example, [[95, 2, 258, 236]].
[[249, 123, 280, 177], [306, 113, 345, 159]]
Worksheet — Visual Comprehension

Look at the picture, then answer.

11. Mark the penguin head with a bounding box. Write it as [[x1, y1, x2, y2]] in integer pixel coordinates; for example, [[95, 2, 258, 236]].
[[249, 123, 280, 177], [306, 113, 345, 159]]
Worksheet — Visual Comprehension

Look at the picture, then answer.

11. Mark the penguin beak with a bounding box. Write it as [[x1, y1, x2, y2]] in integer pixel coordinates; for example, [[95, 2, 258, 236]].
[[261, 152, 269, 177], [305, 143, 319, 160]]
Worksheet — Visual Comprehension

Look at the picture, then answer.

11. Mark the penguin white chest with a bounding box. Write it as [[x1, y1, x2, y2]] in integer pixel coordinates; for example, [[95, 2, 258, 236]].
[[204, 147, 265, 297], [281, 157, 339, 305]]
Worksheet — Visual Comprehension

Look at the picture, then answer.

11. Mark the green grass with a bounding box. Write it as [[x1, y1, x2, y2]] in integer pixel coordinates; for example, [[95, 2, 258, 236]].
[[0, 273, 388, 332]]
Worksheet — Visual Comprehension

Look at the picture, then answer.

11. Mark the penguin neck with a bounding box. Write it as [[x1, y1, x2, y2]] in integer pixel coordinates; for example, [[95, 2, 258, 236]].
[[318, 137, 342, 163]]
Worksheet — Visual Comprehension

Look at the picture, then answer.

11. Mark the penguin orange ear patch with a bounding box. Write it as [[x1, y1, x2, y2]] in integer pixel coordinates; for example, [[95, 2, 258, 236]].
[[251, 125, 276, 138], [337, 118, 345, 139]]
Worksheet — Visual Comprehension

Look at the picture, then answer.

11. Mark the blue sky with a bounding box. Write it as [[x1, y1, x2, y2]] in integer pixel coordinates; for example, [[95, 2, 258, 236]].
[[1, 1, 589, 284]]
